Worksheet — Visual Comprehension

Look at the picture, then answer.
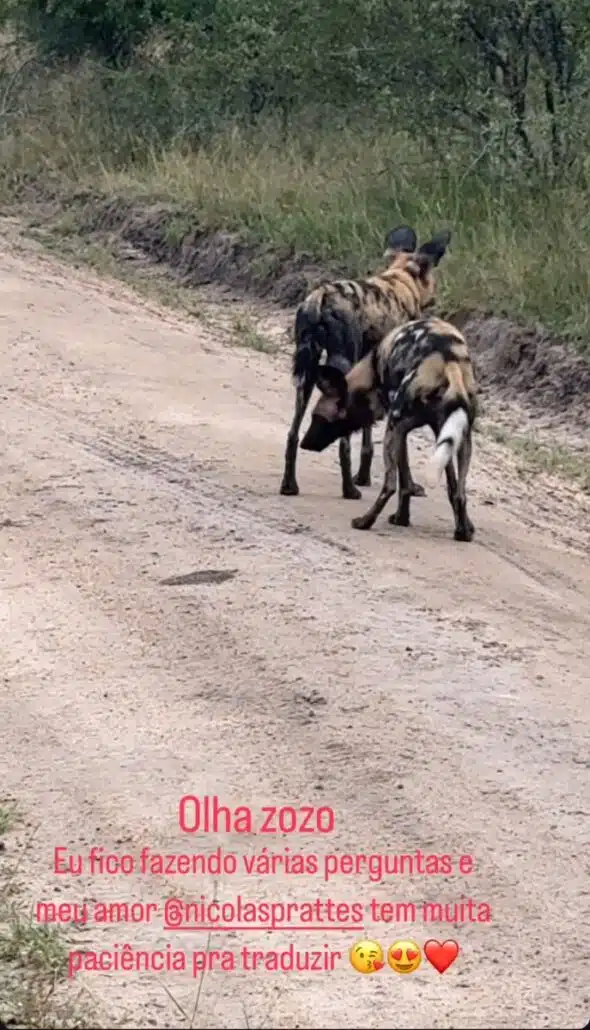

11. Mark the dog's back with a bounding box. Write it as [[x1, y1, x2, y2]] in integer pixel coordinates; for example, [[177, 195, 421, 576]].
[[376, 316, 477, 427], [293, 229, 451, 379]]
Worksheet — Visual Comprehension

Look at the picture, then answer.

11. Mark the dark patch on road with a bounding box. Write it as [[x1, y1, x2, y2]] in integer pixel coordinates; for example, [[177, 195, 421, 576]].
[[159, 568, 238, 586], [295, 689, 327, 707]]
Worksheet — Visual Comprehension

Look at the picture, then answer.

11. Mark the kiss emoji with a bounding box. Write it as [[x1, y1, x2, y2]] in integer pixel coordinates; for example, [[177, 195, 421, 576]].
[[349, 939, 384, 974]]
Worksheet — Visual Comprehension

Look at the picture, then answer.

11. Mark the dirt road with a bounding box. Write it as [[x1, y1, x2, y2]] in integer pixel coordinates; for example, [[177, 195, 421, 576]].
[[1, 227, 589, 1029]]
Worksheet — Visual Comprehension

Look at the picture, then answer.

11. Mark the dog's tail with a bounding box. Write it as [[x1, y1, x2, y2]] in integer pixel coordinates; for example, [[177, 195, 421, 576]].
[[428, 407, 469, 483], [425, 360, 471, 486], [292, 292, 326, 383]]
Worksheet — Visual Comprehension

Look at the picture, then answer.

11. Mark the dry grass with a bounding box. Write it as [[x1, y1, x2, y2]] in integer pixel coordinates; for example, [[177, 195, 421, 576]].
[[81, 134, 590, 345], [1, 60, 590, 346]]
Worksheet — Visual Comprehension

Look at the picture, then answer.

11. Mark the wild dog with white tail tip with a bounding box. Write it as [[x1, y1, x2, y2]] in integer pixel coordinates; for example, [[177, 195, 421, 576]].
[[300, 316, 478, 541]]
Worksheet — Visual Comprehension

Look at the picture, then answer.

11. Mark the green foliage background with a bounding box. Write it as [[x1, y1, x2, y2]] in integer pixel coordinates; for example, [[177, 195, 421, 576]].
[[1, 0, 590, 339]]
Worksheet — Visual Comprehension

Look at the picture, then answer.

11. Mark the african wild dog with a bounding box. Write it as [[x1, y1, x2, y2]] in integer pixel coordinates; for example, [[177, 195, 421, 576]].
[[279, 225, 452, 500], [300, 316, 478, 541]]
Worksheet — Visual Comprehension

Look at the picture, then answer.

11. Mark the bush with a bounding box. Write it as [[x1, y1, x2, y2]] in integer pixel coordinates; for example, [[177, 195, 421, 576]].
[[0, 0, 179, 65]]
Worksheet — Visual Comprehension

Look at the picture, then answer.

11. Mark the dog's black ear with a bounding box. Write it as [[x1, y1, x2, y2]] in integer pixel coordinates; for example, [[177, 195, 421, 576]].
[[418, 229, 452, 267], [316, 365, 348, 402], [384, 225, 417, 253]]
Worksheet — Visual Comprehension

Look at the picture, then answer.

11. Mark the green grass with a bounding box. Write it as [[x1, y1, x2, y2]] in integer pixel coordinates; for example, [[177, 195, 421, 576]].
[[485, 425, 590, 492], [0, 802, 99, 1029], [230, 314, 279, 354], [1, 57, 590, 346], [0, 802, 19, 837], [0, 907, 67, 973]]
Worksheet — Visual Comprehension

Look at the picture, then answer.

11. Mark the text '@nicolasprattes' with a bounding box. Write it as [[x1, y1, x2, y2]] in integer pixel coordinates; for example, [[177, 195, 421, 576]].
[[178, 796, 335, 834]]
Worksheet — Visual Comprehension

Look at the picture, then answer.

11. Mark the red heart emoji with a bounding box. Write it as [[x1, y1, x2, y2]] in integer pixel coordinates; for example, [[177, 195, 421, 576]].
[[391, 948, 402, 961], [407, 950, 418, 961], [373, 960, 384, 971], [424, 939, 459, 974]]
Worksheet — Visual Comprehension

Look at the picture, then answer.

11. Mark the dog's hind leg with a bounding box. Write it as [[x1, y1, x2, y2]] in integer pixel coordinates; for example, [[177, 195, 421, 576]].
[[353, 426, 374, 487], [446, 429, 475, 541], [280, 375, 316, 496], [387, 383, 425, 499], [388, 432, 416, 526]]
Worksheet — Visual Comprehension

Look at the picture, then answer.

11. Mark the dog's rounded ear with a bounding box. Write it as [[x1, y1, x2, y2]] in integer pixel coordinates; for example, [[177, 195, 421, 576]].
[[384, 225, 417, 253], [418, 229, 452, 267], [316, 365, 348, 401]]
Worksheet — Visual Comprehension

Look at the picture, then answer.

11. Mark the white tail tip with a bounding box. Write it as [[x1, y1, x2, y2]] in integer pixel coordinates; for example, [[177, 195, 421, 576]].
[[424, 408, 468, 488], [425, 442, 453, 488]]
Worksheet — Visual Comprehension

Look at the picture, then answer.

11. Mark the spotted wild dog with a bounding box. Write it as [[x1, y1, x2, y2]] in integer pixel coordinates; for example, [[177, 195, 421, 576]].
[[300, 316, 478, 542], [279, 225, 451, 500]]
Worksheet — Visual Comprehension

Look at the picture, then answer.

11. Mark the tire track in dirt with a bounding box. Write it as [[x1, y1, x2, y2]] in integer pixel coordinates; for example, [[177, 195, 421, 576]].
[[8, 384, 590, 624]]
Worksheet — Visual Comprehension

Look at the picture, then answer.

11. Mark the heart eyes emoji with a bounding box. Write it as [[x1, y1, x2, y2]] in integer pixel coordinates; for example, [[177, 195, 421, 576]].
[[387, 940, 422, 974]]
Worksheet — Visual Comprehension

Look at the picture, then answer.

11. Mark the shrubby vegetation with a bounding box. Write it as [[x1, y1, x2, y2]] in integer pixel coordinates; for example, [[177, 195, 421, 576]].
[[1, 0, 590, 339]]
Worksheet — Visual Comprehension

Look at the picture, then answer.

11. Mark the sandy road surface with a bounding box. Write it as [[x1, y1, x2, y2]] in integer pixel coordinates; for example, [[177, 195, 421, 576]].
[[1, 231, 589, 1029]]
